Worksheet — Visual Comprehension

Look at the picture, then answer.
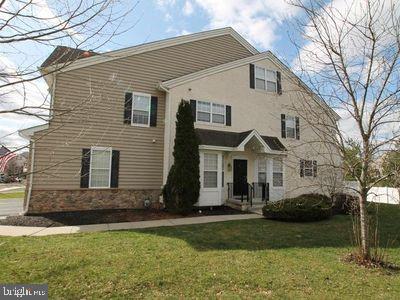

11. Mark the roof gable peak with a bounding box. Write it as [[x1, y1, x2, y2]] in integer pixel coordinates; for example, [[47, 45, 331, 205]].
[[42, 27, 258, 73]]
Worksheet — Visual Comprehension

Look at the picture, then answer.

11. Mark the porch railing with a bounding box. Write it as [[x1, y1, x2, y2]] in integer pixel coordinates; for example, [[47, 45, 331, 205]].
[[227, 182, 269, 206], [253, 182, 270, 202]]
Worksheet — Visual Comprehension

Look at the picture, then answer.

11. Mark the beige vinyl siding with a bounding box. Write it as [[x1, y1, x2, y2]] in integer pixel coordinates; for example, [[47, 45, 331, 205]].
[[167, 57, 342, 199], [32, 34, 253, 189]]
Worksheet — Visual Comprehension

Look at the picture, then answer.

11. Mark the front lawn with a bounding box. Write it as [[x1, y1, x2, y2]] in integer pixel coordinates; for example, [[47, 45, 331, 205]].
[[0, 204, 399, 298]]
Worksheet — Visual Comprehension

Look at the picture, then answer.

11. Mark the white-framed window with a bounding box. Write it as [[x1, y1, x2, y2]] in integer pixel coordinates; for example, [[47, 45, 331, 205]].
[[203, 153, 218, 188], [258, 159, 267, 183], [89, 147, 112, 188], [286, 115, 296, 139], [272, 158, 283, 187], [255, 66, 277, 92], [132, 92, 151, 126], [197, 100, 225, 124], [212, 103, 225, 124]]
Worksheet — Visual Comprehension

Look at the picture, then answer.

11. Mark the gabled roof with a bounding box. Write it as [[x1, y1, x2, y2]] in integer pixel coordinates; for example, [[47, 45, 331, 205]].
[[41, 46, 97, 68], [160, 51, 340, 120], [196, 129, 286, 152], [41, 27, 259, 73]]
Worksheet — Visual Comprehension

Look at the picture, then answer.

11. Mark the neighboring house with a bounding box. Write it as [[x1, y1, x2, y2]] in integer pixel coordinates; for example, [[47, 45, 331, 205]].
[[19, 27, 341, 213]]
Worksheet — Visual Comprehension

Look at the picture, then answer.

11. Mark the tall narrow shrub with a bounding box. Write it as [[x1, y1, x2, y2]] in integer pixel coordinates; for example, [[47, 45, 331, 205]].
[[163, 100, 200, 213]]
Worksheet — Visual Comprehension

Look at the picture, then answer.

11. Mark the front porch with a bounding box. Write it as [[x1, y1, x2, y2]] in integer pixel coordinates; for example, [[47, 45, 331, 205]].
[[196, 128, 287, 210], [226, 182, 269, 211]]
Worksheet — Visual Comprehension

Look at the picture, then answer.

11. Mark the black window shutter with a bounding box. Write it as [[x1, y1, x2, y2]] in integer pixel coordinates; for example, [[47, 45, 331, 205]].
[[295, 116, 300, 140], [277, 71, 282, 95], [313, 160, 317, 177], [80, 148, 91, 188], [190, 99, 197, 121], [281, 114, 286, 138], [300, 159, 304, 178], [150, 96, 158, 127], [111, 150, 120, 188], [226, 105, 231, 126], [124, 92, 133, 124], [250, 64, 255, 89]]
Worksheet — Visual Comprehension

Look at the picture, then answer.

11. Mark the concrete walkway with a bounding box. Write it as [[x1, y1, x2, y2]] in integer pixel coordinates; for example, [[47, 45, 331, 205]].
[[0, 214, 263, 237]]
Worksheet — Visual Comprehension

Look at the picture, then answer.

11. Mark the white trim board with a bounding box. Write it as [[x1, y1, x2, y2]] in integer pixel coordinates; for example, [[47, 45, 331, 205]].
[[19, 124, 49, 139]]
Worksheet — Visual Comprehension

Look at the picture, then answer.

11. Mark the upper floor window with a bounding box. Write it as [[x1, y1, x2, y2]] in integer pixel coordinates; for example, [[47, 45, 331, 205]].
[[281, 114, 300, 139], [89, 147, 112, 188], [132, 93, 151, 126], [255, 66, 277, 92], [286, 115, 296, 138], [197, 100, 225, 125]]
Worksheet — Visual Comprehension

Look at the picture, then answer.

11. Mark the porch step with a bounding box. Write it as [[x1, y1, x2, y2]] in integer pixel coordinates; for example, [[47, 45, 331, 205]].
[[226, 199, 265, 212]]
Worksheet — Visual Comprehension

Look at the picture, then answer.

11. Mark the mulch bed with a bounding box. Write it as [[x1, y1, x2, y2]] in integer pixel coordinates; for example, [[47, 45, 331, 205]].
[[0, 206, 247, 227]]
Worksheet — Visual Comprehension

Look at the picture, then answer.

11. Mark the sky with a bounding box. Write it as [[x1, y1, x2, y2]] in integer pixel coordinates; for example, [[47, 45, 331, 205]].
[[1, 0, 398, 151]]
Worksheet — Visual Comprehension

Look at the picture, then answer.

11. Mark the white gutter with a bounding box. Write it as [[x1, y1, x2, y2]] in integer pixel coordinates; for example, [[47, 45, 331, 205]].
[[24, 140, 35, 214]]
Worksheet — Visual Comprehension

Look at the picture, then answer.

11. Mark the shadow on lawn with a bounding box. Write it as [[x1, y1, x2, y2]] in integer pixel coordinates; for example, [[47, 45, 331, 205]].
[[131, 208, 400, 251]]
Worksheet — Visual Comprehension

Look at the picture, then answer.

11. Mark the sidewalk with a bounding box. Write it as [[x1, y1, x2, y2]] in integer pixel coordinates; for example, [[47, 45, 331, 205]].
[[0, 213, 263, 237]]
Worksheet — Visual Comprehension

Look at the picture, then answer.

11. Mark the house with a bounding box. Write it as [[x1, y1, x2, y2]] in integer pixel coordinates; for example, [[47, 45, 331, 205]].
[[19, 27, 341, 213]]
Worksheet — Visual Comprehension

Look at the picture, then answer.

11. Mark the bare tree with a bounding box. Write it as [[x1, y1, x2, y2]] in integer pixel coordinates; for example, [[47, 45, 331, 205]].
[[289, 0, 400, 261], [0, 0, 137, 150]]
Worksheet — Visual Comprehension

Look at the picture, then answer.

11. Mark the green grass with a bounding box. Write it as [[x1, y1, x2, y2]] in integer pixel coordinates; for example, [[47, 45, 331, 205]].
[[0, 190, 24, 199], [1, 204, 399, 299]]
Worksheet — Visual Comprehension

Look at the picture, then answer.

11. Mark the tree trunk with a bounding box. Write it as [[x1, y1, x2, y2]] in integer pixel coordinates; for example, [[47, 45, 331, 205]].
[[359, 190, 370, 260]]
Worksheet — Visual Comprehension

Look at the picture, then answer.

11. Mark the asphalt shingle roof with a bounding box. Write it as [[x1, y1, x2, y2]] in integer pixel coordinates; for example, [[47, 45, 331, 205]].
[[41, 46, 97, 68], [195, 129, 286, 151]]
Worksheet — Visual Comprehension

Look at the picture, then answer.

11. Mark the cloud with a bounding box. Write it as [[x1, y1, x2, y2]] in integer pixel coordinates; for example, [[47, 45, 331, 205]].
[[155, 0, 300, 49], [155, 0, 176, 9], [292, 0, 400, 148], [180, 29, 191, 35], [0, 53, 49, 150], [335, 101, 400, 149], [193, 0, 300, 49], [293, 0, 400, 73], [183, 1, 194, 16]]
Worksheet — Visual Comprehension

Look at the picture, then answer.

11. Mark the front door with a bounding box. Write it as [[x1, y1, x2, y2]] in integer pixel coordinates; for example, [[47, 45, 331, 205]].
[[233, 159, 248, 196]]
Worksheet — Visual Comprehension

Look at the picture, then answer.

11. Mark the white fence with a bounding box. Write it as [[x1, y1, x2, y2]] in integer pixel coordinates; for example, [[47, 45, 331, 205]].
[[345, 181, 400, 205]]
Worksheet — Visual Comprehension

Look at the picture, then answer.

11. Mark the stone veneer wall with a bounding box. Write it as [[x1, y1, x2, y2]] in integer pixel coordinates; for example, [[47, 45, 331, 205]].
[[27, 189, 162, 214]]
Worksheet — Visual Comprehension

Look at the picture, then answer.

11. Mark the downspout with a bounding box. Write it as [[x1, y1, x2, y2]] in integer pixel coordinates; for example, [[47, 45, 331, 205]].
[[24, 140, 35, 214], [158, 83, 171, 185], [49, 73, 56, 119]]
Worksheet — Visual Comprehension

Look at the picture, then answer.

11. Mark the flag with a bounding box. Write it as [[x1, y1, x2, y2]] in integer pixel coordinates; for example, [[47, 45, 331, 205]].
[[0, 146, 17, 173]]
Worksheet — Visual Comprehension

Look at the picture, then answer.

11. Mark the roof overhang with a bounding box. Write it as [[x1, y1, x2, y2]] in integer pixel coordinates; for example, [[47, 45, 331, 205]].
[[41, 27, 259, 75], [196, 128, 286, 155], [19, 124, 49, 140]]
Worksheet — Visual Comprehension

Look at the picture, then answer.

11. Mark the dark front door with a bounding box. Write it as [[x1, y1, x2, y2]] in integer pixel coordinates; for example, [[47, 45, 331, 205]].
[[233, 159, 248, 196]]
